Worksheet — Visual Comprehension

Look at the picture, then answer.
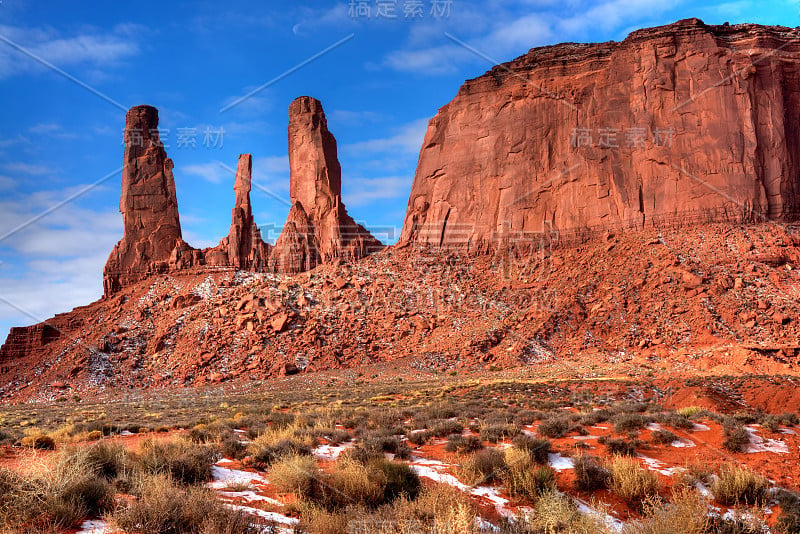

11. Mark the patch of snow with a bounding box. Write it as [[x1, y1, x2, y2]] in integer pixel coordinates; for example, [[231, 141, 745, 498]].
[[575, 497, 624, 532], [691, 423, 711, 432], [76, 520, 111, 534], [671, 438, 696, 448], [216, 458, 235, 464], [313, 442, 354, 461], [572, 435, 599, 440], [745, 426, 789, 454], [647, 423, 665, 431], [637, 455, 682, 476], [695, 481, 712, 498], [410, 463, 469, 491], [218, 490, 284, 506], [210, 465, 268, 489], [472, 486, 514, 517], [476, 516, 500, 532], [119, 430, 134, 436], [548, 452, 574, 471], [226, 504, 298, 528], [779, 428, 797, 435]]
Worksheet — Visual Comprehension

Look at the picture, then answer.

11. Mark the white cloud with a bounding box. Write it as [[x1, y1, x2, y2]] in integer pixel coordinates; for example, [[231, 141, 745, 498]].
[[344, 118, 429, 156], [0, 186, 123, 341], [343, 176, 410, 206], [0, 23, 143, 80], [182, 161, 227, 184], [381, 0, 680, 75], [28, 122, 80, 139], [328, 110, 386, 125], [0, 176, 15, 190], [1, 162, 54, 175], [291, 4, 358, 36]]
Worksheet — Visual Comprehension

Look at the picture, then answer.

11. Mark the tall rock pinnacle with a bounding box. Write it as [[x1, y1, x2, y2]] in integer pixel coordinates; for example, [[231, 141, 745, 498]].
[[271, 96, 383, 273], [221, 154, 270, 269], [103, 105, 184, 295]]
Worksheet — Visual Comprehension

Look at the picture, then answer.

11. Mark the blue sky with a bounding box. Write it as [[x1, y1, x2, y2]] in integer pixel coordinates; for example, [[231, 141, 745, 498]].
[[0, 0, 796, 342]]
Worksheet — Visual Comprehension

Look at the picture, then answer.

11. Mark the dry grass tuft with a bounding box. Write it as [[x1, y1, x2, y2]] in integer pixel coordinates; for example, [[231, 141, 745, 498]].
[[608, 456, 661, 504]]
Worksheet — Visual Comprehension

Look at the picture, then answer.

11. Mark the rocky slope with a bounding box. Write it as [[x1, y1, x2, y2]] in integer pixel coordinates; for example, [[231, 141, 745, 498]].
[[400, 19, 800, 248], [0, 221, 799, 400]]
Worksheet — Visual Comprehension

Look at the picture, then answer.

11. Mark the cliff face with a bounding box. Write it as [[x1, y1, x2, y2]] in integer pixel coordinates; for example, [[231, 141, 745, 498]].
[[400, 19, 800, 248]]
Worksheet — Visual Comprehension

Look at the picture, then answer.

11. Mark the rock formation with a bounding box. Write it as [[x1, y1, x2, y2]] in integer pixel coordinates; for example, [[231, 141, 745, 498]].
[[207, 154, 271, 270], [400, 19, 800, 249], [103, 106, 187, 295], [103, 98, 381, 295], [271, 96, 383, 273]]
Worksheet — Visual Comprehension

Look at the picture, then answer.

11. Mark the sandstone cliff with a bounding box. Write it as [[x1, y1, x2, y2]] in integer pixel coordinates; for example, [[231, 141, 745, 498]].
[[400, 19, 800, 248]]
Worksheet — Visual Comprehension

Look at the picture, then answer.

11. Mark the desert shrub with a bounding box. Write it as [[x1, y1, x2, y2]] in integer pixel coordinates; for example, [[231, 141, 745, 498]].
[[220, 433, 248, 460], [657, 412, 694, 430], [444, 434, 483, 454], [573, 454, 610, 491], [86, 430, 103, 441], [135, 437, 217, 485], [618, 402, 650, 414], [713, 464, 768, 506], [109, 473, 260, 534], [407, 430, 432, 446], [0, 448, 115, 531], [248, 437, 312, 468], [459, 448, 507, 485], [613, 413, 650, 434], [651, 429, 678, 445], [706, 511, 766, 533], [82, 441, 129, 481], [722, 425, 751, 453], [608, 456, 660, 504], [295, 502, 352, 534], [188, 425, 213, 443], [503, 448, 555, 501], [775, 488, 800, 533], [580, 408, 613, 427], [430, 419, 464, 437], [267, 411, 296, 429], [600, 437, 637, 456], [732, 411, 762, 426], [480, 424, 521, 443], [622, 488, 709, 534], [361, 435, 412, 460], [529, 490, 608, 533], [537, 416, 573, 439], [315, 458, 386, 510], [270, 454, 320, 495], [368, 458, 421, 502], [677, 406, 704, 418], [21, 433, 56, 450], [511, 435, 551, 464]]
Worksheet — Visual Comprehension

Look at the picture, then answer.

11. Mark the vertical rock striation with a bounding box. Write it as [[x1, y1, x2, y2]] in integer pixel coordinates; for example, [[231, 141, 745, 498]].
[[400, 19, 800, 249]]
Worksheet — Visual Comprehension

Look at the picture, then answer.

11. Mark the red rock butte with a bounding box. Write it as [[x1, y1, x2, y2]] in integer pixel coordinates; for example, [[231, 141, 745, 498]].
[[1, 19, 800, 398], [400, 18, 800, 249], [102, 97, 383, 296]]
